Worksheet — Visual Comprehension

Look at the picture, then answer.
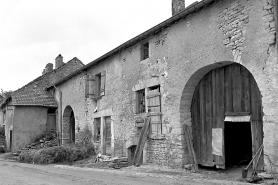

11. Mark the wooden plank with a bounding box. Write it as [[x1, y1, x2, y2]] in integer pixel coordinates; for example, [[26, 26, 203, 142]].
[[192, 85, 200, 161], [218, 67, 225, 165], [133, 118, 150, 166], [211, 69, 217, 164], [199, 78, 206, 163], [185, 125, 199, 172], [206, 71, 213, 163]]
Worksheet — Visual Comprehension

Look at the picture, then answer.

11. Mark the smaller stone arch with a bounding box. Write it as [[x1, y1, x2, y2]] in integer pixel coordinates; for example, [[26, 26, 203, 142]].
[[62, 106, 75, 144]]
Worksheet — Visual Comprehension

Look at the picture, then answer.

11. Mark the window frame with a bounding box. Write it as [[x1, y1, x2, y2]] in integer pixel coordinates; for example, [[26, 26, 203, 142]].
[[135, 88, 146, 114]]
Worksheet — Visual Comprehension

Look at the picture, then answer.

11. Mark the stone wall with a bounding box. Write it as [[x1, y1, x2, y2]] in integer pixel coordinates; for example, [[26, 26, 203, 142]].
[[55, 0, 278, 171]]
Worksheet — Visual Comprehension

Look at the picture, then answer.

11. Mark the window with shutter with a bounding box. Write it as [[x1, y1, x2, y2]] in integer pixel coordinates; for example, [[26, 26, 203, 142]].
[[147, 85, 162, 135], [88, 75, 95, 99], [85, 74, 89, 98]]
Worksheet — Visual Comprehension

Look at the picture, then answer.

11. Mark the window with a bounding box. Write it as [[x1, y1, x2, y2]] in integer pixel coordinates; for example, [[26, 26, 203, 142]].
[[141, 41, 149, 60], [135, 89, 146, 114], [94, 118, 101, 142], [85, 70, 106, 99], [147, 85, 162, 135], [95, 73, 101, 97]]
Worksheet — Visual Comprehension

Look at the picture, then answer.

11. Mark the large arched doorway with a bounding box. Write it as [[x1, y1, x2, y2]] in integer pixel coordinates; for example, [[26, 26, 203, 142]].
[[63, 106, 75, 144], [181, 63, 263, 170]]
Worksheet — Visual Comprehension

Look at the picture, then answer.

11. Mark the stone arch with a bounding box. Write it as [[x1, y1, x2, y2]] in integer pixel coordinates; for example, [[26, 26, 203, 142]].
[[62, 105, 75, 144], [179, 61, 264, 169], [180, 61, 233, 127]]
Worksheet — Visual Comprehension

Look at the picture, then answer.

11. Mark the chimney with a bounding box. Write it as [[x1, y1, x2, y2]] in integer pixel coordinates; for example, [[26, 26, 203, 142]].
[[45, 63, 53, 73], [55, 54, 64, 69], [172, 0, 185, 16]]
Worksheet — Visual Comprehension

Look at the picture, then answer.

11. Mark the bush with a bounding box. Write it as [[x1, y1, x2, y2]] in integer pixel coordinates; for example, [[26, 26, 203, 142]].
[[19, 144, 95, 164]]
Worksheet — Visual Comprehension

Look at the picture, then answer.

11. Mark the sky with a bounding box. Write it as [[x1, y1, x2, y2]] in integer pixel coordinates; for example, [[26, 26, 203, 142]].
[[0, 0, 198, 91]]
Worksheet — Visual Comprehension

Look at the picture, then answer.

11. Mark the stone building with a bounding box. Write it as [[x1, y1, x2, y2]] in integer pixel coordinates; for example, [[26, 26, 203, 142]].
[[0, 55, 84, 152], [48, 0, 278, 172]]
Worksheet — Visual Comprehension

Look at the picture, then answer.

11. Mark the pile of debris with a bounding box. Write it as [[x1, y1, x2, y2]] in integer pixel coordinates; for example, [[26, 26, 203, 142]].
[[14, 131, 58, 156], [108, 157, 129, 169], [95, 153, 129, 169]]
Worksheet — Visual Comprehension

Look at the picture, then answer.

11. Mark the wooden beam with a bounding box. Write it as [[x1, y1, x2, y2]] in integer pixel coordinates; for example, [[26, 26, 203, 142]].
[[185, 125, 199, 172], [133, 117, 150, 166]]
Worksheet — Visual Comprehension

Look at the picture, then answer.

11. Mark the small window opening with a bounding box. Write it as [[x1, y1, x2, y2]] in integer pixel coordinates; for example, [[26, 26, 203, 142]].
[[141, 42, 149, 60]]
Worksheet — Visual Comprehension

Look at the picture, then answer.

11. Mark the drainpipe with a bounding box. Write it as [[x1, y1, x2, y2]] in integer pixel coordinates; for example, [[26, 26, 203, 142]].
[[54, 86, 63, 145]]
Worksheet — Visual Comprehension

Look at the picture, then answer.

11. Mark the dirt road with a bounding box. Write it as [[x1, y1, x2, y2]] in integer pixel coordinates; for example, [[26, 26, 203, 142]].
[[0, 155, 250, 185]]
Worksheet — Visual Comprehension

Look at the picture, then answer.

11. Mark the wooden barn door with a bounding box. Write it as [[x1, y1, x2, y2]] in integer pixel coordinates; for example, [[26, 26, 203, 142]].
[[191, 64, 263, 169]]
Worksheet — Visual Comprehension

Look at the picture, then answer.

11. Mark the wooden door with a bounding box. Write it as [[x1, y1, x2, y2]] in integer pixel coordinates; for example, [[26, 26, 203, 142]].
[[105, 117, 112, 155], [191, 64, 263, 169]]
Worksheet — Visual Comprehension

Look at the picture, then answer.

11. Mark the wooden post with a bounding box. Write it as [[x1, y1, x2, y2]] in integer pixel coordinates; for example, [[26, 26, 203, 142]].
[[133, 117, 150, 166], [185, 125, 198, 172]]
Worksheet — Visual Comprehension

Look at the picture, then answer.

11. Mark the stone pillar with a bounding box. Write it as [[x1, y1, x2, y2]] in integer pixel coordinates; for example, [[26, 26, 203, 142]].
[[172, 0, 185, 16]]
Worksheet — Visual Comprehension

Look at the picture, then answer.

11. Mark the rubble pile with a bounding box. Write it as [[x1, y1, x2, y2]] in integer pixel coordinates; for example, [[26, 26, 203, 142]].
[[108, 157, 129, 169], [95, 154, 129, 169], [14, 132, 58, 156]]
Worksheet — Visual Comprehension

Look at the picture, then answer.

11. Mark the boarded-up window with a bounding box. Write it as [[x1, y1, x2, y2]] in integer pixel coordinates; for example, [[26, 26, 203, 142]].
[[135, 89, 145, 114], [94, 118, 101, 142], [147, 85, 162, 135]]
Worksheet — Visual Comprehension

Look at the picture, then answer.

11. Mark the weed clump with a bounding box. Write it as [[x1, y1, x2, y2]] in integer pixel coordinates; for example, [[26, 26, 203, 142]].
[[19, 144, 95, 164]]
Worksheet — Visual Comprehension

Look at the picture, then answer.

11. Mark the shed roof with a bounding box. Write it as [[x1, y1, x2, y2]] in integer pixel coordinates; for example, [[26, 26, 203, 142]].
[[47, 0, 215, 89]]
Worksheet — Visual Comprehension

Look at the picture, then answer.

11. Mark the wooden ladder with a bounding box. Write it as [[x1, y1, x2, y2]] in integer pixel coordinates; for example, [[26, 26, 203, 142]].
[[133, 117, 150, 167]]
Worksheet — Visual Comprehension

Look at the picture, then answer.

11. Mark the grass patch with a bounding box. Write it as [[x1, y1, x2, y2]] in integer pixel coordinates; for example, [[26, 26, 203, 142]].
[[19, 144, 95, 164]]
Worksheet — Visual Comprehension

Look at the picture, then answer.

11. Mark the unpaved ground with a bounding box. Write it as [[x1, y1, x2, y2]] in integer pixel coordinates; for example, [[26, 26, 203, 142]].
[[0, 153, 276, 185]]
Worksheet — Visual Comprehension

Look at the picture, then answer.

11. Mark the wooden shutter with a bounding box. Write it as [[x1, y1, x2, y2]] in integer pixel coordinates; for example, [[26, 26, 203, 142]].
[[147, 89, 161, 134], [85, 74, 89, 98], [100, 70, 106, 96], [88, 75, 95, 99]]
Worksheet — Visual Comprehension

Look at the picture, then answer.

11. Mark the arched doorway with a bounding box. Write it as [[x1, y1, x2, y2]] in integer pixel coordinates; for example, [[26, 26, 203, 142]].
[[181, 63, 263, 170], [63, 106, 75, 144]]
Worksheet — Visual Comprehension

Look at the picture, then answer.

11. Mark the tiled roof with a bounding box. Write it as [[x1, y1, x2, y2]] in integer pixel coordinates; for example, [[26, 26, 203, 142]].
[[11, 88, 57, 107], [3, 57, 84, 108]]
